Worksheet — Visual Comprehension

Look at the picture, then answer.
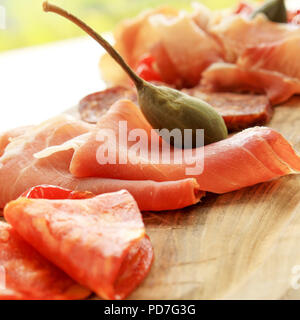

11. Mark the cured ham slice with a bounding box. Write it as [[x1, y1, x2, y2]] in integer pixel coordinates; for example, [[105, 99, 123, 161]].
[[0, 126, 31, 157], [37, 100, 300, 194], [208, 13, 300, 104], [0, 115, 90, 207], [0, 115, 202, 211], [210, 14, 300, 62], [99, 3, 300, 103], [150, 42, 181, 86], [100, 6, 223, 88], [4, 190, 154, 300], [0, 221, 91, 300], [201, 63, 300, 105], [148, 12, 224, 87], [100, 7, 178, 86], [238, 35, 300, 80]]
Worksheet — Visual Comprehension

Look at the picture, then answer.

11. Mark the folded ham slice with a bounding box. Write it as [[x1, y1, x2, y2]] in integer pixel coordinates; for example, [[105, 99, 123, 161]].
[[100, 7, 178, 86], [100, 5, 300, 104], [0, 221, 91, 300], [100, 6, 223, 88], [201, 63, 300, 105], [238, 35, 300, 80], [37, 100, 300, 194], [210, 14, 300, 62], [4, 190, 153, 300], [0, 126, 32, 157], [0, 115, 202, 211], [149, 12, 223, 87], [206, 13, 300, 103]]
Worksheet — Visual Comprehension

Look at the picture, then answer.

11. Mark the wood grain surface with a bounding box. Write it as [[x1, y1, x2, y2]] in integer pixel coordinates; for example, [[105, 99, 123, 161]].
[[1, 98, 299, 300]]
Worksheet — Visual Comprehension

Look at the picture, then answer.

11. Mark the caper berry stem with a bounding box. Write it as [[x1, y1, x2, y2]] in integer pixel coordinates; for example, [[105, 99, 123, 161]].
[[43, 1, 144, 89]]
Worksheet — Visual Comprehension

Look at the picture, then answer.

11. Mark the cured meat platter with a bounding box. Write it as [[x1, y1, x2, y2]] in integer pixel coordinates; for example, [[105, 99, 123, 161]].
[[1, 1, 300, 300], [61, 97, 299, 300], [0, 93, 299, 300]]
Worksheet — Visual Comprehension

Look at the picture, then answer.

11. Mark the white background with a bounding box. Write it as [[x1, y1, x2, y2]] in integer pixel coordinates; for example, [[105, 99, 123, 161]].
[[0, 37, 105, 131]]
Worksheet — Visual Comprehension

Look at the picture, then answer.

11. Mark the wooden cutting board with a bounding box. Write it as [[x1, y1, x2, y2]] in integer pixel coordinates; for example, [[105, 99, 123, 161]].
[[1, 98, 299, 300], [128, 97, 300, 300]]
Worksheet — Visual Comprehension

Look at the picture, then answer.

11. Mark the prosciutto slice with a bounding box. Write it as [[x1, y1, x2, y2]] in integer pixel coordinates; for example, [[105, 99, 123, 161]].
[[201, 63, 300, 105], [210, 14, 300, 62], [100, 6, 223, 88], [0, 221, 91, 300], [238, 35, 300, 80], [149, 12, 223, 87], [0, 115, 202, 211], [4, 190, 153, 300], [0, 126, 32, 157], [99, 4, 300, 104], [100, 7, 178, 86], [37, 99, 300, 194]]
